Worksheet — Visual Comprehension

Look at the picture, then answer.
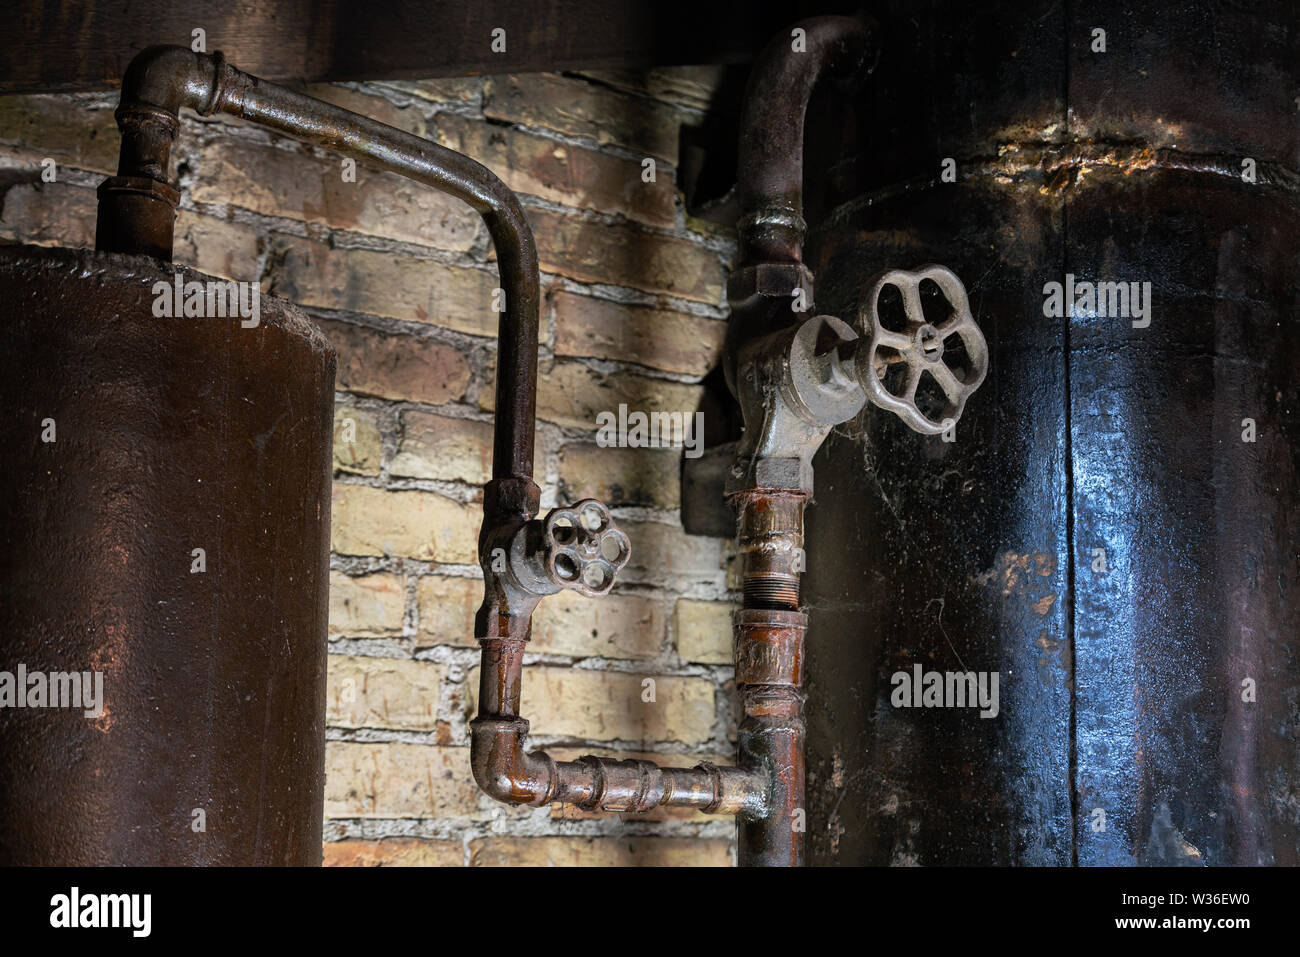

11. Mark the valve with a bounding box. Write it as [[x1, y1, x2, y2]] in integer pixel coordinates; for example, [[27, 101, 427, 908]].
[[509, 499, 631, 599], [855, 264, 988, 435]]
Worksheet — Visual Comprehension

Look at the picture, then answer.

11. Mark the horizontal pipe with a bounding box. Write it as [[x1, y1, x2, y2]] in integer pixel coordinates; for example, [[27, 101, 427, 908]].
[[471, 718, 766, 815], [472, 636, 767, 816]]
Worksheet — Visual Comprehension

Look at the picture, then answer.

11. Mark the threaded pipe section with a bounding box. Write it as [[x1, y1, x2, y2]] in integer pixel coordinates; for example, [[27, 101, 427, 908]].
[[744, 575, 800, 610], [735, 491, 806, 612]]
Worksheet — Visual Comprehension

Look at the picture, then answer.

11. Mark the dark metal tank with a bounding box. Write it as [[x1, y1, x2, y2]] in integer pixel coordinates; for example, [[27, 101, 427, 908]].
[[799, 0, 1299, 865], [0, 244, 334, 864]]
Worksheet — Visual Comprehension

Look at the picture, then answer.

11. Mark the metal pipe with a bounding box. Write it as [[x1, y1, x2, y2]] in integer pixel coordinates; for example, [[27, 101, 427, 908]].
[[723, 16, 876, 866], [468, 499, 769, 818], [724, 16, 990, 864], [725, 15, 874, 396], [733, 493, 808, 866], [96, 46, 538, 488], [471, 636, 765, 815], [87, 37, 871, 862], [736, 15, 873, 267], [92, 45, 754, 833]]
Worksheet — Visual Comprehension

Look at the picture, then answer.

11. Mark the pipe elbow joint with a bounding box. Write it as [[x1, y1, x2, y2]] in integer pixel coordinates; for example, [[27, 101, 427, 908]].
[[470, 717, 554, 806], [736, 14, 876, 268], [119, 45, 226, 117]]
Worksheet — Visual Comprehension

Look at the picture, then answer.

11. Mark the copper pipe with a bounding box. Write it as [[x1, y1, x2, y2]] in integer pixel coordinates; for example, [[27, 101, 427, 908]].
[[732, 492, 808, 866], [736, 491, 806, 610]]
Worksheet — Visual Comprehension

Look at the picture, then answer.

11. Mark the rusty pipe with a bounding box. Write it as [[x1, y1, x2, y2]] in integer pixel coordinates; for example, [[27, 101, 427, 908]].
[[472, 721, 765, 815], [471, 637, 765, 815], [732, 492, 808, 866], [720, 17, 877, 866], [93, 46, 747, 829], [736, 15, 874, 267], [458, 15, 872, 860], [96, 46, 538, 488], [469, 501, 769, 817], [727, 16, 874, 396], [93, 45, 754, 829]]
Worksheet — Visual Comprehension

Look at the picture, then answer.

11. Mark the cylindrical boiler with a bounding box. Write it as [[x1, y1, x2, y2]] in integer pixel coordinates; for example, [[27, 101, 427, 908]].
[[799, 0, 1298, 865], [0, 244, 335, 864]]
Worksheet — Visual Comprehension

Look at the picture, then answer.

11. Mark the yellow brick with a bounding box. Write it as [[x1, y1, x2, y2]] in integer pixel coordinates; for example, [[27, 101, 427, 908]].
[[557, 443, 680, 509], [195, 139, 482, 250], [621, 521, 727, 585], [391, 411, 493, 483], [317, 318, 470, 405], [324, 742, 487, 819], [553, 291, 724, 376], [432, 112, 676, 227], [469, 666, 715, 745], [173, 210, 264, 282], [531, 591, 664, 659], [270, 235, 500, 338], [326, 655, 443, 731], [331, 484, 480, 563], [483, 358, 703, 433], [333, 405, 384, 476], [0, 94, 120, 174], [324, 838, 463, 867], [0, 181, 95, 247], [482, 74, 683, 163], [328, 571, 405, 637], [415, 575, 480, 648], [528, 208, 724, 304], [673, 599, 733, 665], [378, 78, 482, 106]]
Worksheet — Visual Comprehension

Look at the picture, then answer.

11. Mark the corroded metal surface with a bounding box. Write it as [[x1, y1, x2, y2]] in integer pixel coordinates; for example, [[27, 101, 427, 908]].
[[724, 16, 876, 867], [732, 495, 809, 866], [0, 245, 334, 864], [468, 494, 768, 818], [799, 0, 1298, 865]]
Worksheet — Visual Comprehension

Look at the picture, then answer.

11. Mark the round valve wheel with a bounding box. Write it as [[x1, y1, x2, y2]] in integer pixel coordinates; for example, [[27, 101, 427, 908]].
[[542, 499, 631, 597], [855, 264, 988, 435]]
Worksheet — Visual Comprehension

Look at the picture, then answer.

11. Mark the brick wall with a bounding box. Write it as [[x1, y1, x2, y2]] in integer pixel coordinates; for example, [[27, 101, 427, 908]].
[[0, 67, 740, 865]]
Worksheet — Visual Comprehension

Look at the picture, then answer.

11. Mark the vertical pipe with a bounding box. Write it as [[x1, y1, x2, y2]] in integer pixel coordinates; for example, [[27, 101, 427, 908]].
[[735, 15, 872, 267], [734, 491, 807, 866], [727, 15, 874, 865]]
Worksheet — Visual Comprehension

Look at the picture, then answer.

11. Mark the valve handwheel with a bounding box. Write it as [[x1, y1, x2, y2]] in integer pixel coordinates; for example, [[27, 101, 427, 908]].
[[541, 499, 631, 597], [855, 264, 989, 435]]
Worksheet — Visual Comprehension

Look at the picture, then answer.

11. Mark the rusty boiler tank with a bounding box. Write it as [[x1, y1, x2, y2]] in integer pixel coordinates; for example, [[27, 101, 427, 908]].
[[0, 45, 349, 864], [0, 243, 335, 865]]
